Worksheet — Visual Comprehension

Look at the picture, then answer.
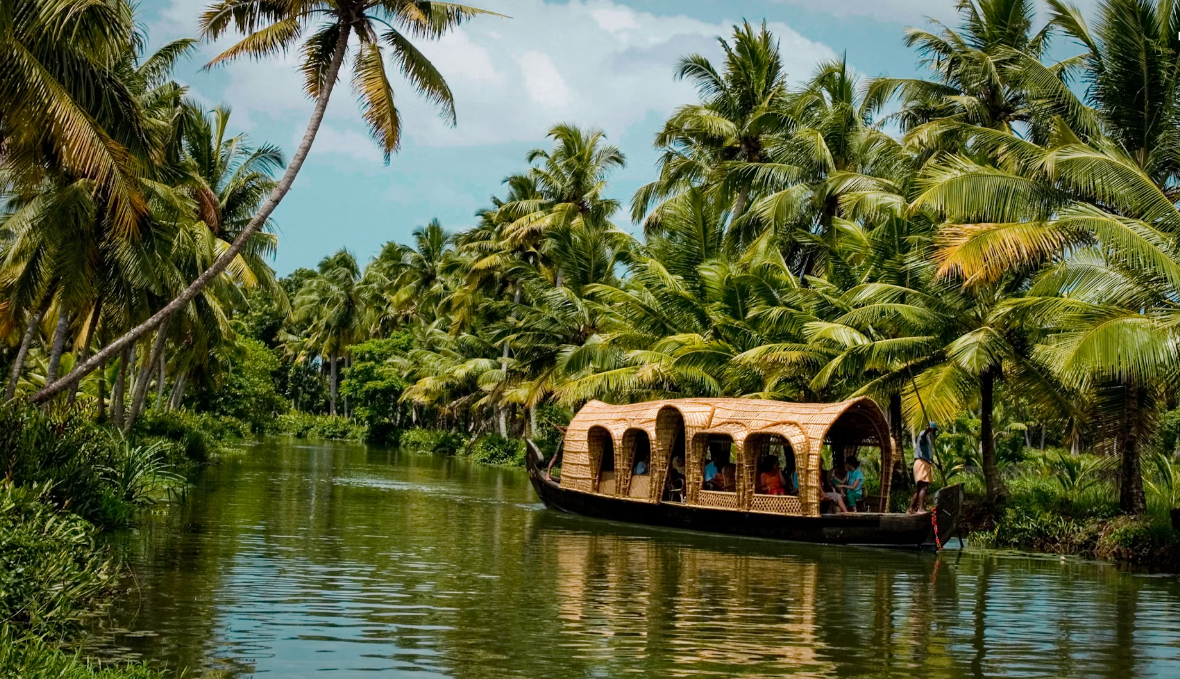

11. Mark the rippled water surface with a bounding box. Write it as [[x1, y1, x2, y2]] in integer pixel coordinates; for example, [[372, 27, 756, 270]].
[[88, 438, 1180, 677]]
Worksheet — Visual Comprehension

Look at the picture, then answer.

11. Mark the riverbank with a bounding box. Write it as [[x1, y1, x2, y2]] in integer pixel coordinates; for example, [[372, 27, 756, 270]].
[[947, 449, 1180, 570], [0, 403, 242, 678]]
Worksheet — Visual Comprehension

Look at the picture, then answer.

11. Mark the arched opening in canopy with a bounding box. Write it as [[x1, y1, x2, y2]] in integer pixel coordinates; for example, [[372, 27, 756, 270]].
[[622, 428, 651, 499], [749, 434, 798, 497], [589, 426, 616, 495], [656, 406, 686, 503], [821, 400, 892, 512]]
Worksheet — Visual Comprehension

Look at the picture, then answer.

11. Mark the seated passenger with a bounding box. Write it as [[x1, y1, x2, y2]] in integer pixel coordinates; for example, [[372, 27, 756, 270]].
[[759, 457, 787, 496], [820, 468, 849, 514], [719, 463, 737, 492], [841, 457, 865, 512], [665, 456, 686, 502], [703, 461, 718, 490], [633, 448, 649, 475]]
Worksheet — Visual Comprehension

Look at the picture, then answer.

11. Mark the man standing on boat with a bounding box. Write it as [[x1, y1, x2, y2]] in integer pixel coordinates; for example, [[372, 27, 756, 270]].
[[909, 422, 937, 514]]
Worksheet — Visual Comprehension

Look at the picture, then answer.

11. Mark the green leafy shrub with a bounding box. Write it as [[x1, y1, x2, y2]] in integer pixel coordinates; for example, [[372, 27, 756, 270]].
[[192, 337, 289, 433], [276, 411, 366, 441], [400, 428, 468, 456], [464, 434, 525, 466], [98, 440, 187, 507], [340, 335, 412, 444], [529, 405, 572, 461], [0, 484, 118, 638], [133, 410, 249, 463]]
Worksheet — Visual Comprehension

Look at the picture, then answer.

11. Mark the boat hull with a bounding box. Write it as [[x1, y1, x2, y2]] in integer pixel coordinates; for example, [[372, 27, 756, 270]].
[[526, 443, 955, 548]]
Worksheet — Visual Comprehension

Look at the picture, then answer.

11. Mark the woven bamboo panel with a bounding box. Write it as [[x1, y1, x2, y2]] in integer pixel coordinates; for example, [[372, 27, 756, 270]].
[[685, 434, 708, 504], [629, 475, 650, 500], [599, 472, 616, 497], [750, 494, 803, 515], [696, 489, 741, 509], [618, 428, 652, 499]]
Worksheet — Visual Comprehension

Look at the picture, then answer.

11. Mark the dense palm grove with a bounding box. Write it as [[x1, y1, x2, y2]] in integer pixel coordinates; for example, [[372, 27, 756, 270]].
[[5, 5, 1180, 668], [5, 0, 1180, 508]]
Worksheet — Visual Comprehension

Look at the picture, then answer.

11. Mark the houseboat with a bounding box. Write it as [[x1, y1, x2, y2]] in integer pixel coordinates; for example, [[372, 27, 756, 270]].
[[525, 397, 962, 548]]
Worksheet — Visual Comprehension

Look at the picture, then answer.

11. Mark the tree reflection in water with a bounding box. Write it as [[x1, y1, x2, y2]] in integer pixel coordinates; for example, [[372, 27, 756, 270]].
[[87, 440, 1180, 678]]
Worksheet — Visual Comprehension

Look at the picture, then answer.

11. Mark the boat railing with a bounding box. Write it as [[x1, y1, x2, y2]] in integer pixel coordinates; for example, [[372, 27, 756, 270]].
[[750, 494, 803, 516], [696, 489, 741, 510]]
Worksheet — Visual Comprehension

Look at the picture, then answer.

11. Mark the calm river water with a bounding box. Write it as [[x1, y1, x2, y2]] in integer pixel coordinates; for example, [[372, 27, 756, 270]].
[[87, 438, 1180, 678]]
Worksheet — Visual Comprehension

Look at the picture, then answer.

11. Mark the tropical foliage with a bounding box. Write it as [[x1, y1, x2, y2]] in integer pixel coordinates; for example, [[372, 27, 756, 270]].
[[6, 0, 1180, 526]]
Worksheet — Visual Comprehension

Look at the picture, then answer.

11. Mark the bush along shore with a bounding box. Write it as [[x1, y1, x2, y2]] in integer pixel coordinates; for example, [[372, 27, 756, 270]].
[[0, 402, 241, 678]]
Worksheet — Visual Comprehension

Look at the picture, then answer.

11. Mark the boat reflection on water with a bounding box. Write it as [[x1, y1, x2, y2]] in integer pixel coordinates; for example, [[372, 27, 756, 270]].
[[530, 509, 963, 677], [84, 439, 1179, 679]]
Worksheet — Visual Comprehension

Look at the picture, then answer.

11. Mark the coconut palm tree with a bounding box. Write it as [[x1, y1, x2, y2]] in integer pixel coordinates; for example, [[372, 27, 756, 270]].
[[31, 0, 498, 403], [0, 0, 148, 236], [497, 124, 625, 287], [909, 0, 1180, 512], [296, 249, 365, 415], [632, 21, 791, 227]]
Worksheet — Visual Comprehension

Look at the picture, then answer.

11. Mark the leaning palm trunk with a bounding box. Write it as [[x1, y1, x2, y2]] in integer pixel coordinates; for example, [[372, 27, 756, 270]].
[[155, 353, 166, 410], [889, 391, 911, 491], [125, 319, 169, 431], [980, 368, 1007, 502], [29, 24, 354, 404], [44, 313, 71, 388], [5, 304, 47, 401], [498, 284, 522, 437], [97, 365, 106, 420]]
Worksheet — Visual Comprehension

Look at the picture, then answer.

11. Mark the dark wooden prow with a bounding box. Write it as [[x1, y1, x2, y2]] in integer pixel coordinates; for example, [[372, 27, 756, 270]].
[[932, 483, 965, 547], [525, 439, 545, 478]]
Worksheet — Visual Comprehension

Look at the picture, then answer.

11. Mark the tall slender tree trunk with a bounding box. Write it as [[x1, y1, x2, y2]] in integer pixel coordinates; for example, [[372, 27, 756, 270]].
[[1120, 381, 1147, 514], [97, 364, 106, 420], [68, 298, 103, 406], [498, 284, 522, 438], [112, 344, 131, 429], [155, 352, 166, 410], [125, 319, 169, 431], [169, 370, 187, 411], [980, 369, 1007, 502], [5, 304, 46, 401], [329, 352, 338, 416], [44, 313, 71, 387], [30, 22, 354, 404], [889, 391, 911, 491], [343, 355, 350, 418]]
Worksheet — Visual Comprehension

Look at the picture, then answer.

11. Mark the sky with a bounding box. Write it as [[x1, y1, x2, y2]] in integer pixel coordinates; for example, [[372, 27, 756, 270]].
[[136, 0, 1082, 275]]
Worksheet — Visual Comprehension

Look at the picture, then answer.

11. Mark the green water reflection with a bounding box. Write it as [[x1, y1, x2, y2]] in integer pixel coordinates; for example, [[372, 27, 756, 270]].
[[88, 438, 1180, 677]]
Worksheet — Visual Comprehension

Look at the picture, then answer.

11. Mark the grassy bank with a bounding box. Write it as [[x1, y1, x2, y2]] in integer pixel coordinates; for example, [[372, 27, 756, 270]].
[[939, 449, 1180, 569], [0, 403, 243, 678]]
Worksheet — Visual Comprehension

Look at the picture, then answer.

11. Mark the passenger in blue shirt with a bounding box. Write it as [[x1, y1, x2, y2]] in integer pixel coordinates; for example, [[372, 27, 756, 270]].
[[840, 457, 865, 512], [704, 459, 718, 485]]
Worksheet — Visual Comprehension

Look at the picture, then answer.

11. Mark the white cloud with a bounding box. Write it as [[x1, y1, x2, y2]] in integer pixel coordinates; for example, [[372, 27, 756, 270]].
[[398, 0, 837, 148], [768, 0, 1102, 26], [147, 0, 839, 154], [591, 5, 640, 33], [769, 0, 956, 24], [520, 51, 572, 109], [309, 125, 381, 161]]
